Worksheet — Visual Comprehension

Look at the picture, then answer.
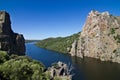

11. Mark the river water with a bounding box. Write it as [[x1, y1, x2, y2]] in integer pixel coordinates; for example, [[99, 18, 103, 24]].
[[26, 43, 120, 80]]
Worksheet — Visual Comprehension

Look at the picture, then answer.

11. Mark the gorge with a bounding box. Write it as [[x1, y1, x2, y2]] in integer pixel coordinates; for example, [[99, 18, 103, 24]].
[[37, 10, 120, 63], [0, 11, 72, 80], [27, 42, 120, 80], [1, 10, 120, 80]]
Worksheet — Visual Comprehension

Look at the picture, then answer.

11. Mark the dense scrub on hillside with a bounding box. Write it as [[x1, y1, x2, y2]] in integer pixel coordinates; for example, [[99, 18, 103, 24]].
[[0, 51, 71, 80], [36, 32, 80, 53], [0, 51, 49, 80]]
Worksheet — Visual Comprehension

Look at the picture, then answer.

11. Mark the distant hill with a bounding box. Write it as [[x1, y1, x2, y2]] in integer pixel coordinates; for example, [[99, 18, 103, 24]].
[[25, 40, 40, 43], [36, 32, 80, 54]]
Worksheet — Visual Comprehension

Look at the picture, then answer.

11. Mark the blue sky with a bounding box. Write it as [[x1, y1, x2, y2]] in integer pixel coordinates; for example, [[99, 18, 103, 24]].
[[0, 0, 120, 40]]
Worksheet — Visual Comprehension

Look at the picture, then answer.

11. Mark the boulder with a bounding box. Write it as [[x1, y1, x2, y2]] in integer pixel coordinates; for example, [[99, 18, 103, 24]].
[[47, 61, 72, 80]]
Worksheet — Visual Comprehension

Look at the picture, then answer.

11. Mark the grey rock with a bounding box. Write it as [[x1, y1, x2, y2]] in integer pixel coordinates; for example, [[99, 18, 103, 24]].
[[69, 10, 120, 63], [70, 40, 77, 56], [47, 61, 72, 80]]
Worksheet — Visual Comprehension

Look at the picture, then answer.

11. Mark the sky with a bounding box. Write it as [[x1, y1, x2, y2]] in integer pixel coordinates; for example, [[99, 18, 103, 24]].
[[0, 0, 120, 40]]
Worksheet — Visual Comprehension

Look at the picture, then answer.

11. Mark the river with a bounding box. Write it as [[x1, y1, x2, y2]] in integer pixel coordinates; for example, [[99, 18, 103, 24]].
[[26, 43, 120, 80]]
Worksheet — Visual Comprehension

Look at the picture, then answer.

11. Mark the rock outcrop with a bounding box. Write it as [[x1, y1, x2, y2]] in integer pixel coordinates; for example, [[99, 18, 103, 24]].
[[0, 11, 25, 55], [46, 61, 72, 80], [70, 10, 120, 63], [70, 40, 77, 56]]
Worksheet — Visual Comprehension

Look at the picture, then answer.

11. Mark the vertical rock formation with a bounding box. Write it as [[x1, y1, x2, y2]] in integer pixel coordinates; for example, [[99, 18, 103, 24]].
[[70, 40, 77, 56], [0, 11, 25, 55], [76, 10, 120, 63]]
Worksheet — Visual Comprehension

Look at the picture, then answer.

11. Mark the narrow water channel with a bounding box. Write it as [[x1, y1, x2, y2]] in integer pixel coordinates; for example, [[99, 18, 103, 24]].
[[26, 43, 120, 80]]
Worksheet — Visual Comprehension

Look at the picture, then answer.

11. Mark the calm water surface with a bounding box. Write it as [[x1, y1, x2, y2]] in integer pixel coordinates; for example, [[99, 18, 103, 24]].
[[26, 43, 120, 80]]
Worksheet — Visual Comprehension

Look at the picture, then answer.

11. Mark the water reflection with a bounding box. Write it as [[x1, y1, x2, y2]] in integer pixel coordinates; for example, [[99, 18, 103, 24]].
[[71, 56, 120, 80]]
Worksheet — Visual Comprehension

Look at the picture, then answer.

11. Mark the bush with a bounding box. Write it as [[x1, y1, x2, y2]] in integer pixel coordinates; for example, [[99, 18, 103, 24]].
[[110, 28, 115, 34], [0, 51, 9, 64], [114, 34, 120, 43], [113, 49, 117, 53]]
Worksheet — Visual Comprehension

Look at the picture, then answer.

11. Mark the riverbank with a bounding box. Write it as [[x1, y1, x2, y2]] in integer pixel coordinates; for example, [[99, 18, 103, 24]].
[[0, 50, 72, 80], [26, 43, 120, 80], [35, 32, 79, 54]]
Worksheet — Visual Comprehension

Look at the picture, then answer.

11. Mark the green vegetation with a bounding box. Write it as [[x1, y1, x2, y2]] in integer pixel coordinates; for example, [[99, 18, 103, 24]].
[[113, 49, 117, 53], [0, 51, 50, 80], [0, 51, 71, 80], [114, 34, 120, 43], [0, 51, 9, 64], [110, 28, 115, 34], [36, 32, 80, 53], [54, 76, 70, 80], [108, 28, 116, 36]]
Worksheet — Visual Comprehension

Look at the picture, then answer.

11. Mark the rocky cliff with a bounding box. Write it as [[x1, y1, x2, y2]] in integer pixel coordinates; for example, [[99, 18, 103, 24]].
[[0, 11, 25, 55], [70, 10, 120, 63]]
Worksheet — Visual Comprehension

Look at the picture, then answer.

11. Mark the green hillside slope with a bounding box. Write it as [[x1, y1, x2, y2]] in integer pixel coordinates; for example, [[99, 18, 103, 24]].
[[36, 32, 80, 53]]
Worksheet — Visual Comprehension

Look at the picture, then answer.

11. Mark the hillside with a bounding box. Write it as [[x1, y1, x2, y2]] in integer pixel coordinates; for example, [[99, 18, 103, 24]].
[[0, 51, 47, 80], [0, 51, 71, 80], [36, 32, 80, 54]]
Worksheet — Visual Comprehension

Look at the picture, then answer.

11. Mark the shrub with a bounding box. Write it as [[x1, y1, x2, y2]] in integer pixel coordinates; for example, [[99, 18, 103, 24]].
[[0, 55, 47, 80], [113, 49, 117, 53], [0, 51, 9, 64], [110, 28, 115, 34], [114, 34, 120, 43]]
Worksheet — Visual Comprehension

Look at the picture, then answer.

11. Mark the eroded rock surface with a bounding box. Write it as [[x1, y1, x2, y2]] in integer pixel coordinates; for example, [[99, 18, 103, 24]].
[[46, 61, 72, 80], [70, 40, 77, 56], [70, 10, 120, 63]]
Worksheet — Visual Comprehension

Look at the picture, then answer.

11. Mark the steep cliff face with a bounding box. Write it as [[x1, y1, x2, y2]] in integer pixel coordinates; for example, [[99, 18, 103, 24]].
[[75, 10, 120, 63], [69, 40, 77, 56], [0, 11, 25, 55]]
